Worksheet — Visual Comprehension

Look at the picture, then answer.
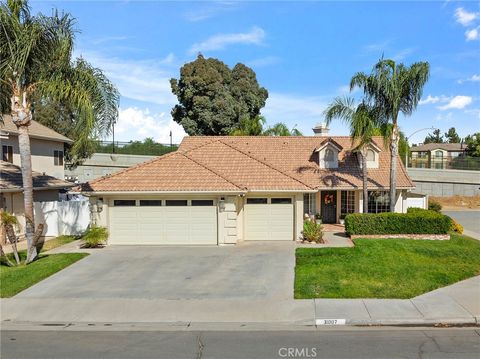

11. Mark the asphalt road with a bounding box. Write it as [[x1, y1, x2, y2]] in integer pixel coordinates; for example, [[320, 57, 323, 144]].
[[443, 210, 480, 239], [2, 328, 479, 359]]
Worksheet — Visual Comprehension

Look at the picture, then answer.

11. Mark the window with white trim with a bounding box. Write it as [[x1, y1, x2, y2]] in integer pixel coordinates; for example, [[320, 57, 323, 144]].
[[341, 191, 355, 216], [54, 150, 64, 166], [303, 193, 316, 215], [367, 191, 390, 213], [2, 145, 13, 163]]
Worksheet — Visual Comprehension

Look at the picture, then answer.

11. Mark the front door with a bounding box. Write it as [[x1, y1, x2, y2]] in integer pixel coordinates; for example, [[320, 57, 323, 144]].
[[321, 191, 337, 224]]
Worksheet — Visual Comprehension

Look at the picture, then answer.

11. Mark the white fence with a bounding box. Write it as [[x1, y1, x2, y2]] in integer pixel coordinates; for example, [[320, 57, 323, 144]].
[[34, 200, 90, 237]]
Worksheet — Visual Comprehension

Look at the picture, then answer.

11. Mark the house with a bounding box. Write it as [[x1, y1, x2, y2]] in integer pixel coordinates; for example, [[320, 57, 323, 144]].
[[410, 143, 465, 169], [0, 115, 74, 224], [82, 127, 414, 245]]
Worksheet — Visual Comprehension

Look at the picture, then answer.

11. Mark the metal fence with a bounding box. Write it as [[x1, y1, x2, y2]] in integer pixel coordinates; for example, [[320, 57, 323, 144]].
[[408, 156, 480, 171], [94, 140, 178, 156]]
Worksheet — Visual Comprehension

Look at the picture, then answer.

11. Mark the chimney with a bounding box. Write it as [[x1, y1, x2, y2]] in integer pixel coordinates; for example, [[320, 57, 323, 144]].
[[313, 122, 329, 136]]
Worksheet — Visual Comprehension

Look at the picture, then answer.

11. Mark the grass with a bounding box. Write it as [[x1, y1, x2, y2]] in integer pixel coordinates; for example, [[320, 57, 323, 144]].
[[294, 233, 480, 299], [1, 236, 88, 298]]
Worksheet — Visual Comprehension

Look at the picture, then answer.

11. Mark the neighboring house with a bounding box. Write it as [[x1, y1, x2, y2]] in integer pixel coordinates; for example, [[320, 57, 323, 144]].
[[82, 129, 414, 246], [0, 115, 74, 226], [410, 143, 465, 169]]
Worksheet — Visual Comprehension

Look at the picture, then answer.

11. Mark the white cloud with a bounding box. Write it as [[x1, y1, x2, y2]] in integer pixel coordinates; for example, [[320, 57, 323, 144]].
[[77, 50, 177, 106], [465, 27, 480, 41], [189, 27, 265, 54], [91, 36, 129, 45], [184, 2, 239, 22], [454, 8, 479, 26], [457, 74, 480, 83], [438, 96, 472, 110], [115, 107, 187, 144], [419, 95, 441, 105], [391, 48, 415, 61]]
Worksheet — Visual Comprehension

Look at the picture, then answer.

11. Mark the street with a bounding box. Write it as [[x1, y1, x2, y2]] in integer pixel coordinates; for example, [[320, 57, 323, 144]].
[[444, 210, 480, 239], [1, 327, 479, 359]]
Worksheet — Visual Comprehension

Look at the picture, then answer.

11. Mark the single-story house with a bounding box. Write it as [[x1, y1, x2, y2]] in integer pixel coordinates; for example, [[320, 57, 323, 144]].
[[82, 132, 415, 245]]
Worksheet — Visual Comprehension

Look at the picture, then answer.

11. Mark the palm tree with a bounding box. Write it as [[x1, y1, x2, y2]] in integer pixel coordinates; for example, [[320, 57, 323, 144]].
[[350, 59, 429, 211], [263, 122, 303, 136], [231, 115, 266, 136], [0, 1, 119, 262], [324, 97, 379, 213]]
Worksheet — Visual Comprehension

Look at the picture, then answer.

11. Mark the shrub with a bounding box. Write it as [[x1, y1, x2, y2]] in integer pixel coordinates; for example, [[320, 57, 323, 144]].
[[428, 200, 442, 213], [344, 211, 451, 235], [450, 219, 464, 234], [82, 226, 108, 248], [302, 219, 324, 243]]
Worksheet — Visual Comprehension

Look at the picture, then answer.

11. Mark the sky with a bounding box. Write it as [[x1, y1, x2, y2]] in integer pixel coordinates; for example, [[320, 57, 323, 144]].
[[30, 0, 480, 145]]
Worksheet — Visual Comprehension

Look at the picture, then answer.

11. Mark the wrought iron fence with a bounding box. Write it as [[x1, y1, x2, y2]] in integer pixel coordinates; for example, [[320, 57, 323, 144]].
[[408, 156, 480, 171]]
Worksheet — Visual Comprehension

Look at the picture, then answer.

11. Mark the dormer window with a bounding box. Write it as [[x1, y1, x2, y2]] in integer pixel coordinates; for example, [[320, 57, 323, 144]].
[[366, 149, 375, 161], [358, 143, 381, 169], [315, 138, 343, 169], [324, 148, 334, 162]]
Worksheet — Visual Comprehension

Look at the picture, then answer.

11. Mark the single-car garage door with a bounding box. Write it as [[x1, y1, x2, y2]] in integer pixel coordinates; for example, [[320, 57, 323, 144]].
[[109, 199, 217, 245], [245, 197, 294, 241]]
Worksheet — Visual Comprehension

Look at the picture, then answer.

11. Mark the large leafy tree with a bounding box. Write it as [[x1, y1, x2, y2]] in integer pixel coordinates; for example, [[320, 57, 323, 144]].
[[0, 0, 119, 262], [445, 127, 461, 143], [424, 128, 444, 144], [350, 59, 429, 211], [465, 133, 480, 157], [170, 55, 268, 135], [324, 97, 380, 213]]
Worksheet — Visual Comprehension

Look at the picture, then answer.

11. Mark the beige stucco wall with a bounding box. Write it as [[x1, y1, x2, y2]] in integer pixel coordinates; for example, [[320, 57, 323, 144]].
[[1, 136, 65, 179]]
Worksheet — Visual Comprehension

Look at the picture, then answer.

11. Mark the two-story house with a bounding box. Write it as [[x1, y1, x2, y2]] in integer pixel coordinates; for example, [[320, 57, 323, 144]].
[[0, 115, 74, 223], [410, 143, 466, 169]]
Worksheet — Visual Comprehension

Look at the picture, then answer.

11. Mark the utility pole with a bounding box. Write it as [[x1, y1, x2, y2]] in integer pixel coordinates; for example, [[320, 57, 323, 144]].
[[170, 130, 172, 148]]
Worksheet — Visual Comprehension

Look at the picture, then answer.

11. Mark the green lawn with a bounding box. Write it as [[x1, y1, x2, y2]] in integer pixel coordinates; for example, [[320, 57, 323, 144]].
[[295, 233, 480, 299], [1, 240, 88, 298]]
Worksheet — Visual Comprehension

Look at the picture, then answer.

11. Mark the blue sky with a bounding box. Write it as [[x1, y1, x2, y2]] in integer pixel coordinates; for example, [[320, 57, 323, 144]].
[[31, 1, 480, 144]]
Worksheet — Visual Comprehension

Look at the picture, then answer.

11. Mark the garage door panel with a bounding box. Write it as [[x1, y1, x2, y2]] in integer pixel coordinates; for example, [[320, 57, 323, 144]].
[[245, 200, 293, 241], [110, 202, 217, 245]]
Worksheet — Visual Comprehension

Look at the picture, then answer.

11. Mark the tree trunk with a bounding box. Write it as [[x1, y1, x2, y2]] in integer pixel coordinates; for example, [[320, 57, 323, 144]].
[[5, 223, 20, 265], [362, 148, 368, 214], [389, 122, 399, 212], [17, 125, 38, 263]]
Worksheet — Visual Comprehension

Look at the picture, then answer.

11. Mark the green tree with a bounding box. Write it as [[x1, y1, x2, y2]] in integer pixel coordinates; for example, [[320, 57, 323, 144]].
[[324, 97, 380, 213], [96, 138, 177, 156], [465, 133, 480, 157], [424, 129, 444, 144], [263, 122, 303, 136], [445, 127, 461, 143], [0, 0, 119, 262], [350, 59, 429, 211], [170, 55, 268, 135], [230, 115, 266, 136]]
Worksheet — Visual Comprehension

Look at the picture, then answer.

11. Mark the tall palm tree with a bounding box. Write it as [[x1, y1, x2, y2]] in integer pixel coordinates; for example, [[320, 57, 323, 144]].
[[0, 0, 119, 262], [350, 59, 429, 211], [324, 97, 379, 213], [263, 122, 303, 136]]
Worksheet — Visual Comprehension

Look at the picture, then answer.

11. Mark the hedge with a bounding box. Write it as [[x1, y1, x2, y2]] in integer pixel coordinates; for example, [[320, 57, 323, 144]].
[[344, 211, 451, 235]]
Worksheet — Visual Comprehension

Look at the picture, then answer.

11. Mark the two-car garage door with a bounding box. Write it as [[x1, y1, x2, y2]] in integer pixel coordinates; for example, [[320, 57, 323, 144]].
[[244, 197, 294, 241], [109, 199, 217, 245]]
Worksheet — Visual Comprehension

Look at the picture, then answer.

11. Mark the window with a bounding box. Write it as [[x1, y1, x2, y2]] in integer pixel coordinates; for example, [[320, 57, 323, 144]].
[[2, 145, 13, 163], [54, 150, 64, 166], [165, 200, 188, 206], [246, 198, 267, 204], [435, 150, 443, 158], [367, 191, 390, 213], [139, 200, 162, 206], [366, 149, 375, 161], [114, 200, 136, 206], [324, 148, 334, 162], [303, 193, 316, 215], [191, 200, 214, 206], [341, 191, 355, 215], [271, 198, 292, 204]]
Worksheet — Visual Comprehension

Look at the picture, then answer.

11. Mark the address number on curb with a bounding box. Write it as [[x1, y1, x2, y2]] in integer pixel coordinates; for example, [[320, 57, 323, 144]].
[[316, 319, 346, 326]]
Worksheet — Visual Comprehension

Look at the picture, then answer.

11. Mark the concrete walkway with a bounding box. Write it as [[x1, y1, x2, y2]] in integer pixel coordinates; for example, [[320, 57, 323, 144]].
[[2, 276, 478, 327]]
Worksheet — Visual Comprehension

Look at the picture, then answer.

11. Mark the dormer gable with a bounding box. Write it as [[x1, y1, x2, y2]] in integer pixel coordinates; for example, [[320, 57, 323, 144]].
[[356, 142, 381, 169], [315, 138, 343, 169]]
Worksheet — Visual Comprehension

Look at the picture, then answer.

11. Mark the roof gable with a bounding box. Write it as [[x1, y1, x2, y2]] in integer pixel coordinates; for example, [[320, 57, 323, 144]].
[[1, 115, 73, 144]]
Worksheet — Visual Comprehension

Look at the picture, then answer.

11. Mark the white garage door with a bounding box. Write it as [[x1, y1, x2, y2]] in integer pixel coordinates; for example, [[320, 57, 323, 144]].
[[245, 197, 294, 241], [109, 199, 217, 245]]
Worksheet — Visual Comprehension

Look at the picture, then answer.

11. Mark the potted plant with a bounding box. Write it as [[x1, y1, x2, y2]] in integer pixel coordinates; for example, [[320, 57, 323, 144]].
[[315, 213, 322, 224], [339, 213, 347, 225]]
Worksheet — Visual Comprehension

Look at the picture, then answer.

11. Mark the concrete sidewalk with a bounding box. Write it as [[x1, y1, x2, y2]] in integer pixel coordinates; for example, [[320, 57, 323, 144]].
[[2, 276, 479, 327]]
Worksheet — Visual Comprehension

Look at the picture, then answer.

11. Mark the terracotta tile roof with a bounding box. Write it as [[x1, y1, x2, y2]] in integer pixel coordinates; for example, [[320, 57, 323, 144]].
[[1, 161, 74, 192], [83, 135, 414, 193], [1, 115, 73, 143], [411, 143, 465, 152]]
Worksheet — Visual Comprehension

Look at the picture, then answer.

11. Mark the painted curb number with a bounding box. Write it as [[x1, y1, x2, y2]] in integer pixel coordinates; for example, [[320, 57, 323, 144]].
[[316, 319, 346, 326]]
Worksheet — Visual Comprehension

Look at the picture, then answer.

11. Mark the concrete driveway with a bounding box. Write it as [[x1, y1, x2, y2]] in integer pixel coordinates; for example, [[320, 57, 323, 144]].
[[443, 210, 480, 239], [15, 242, 295, 300]]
